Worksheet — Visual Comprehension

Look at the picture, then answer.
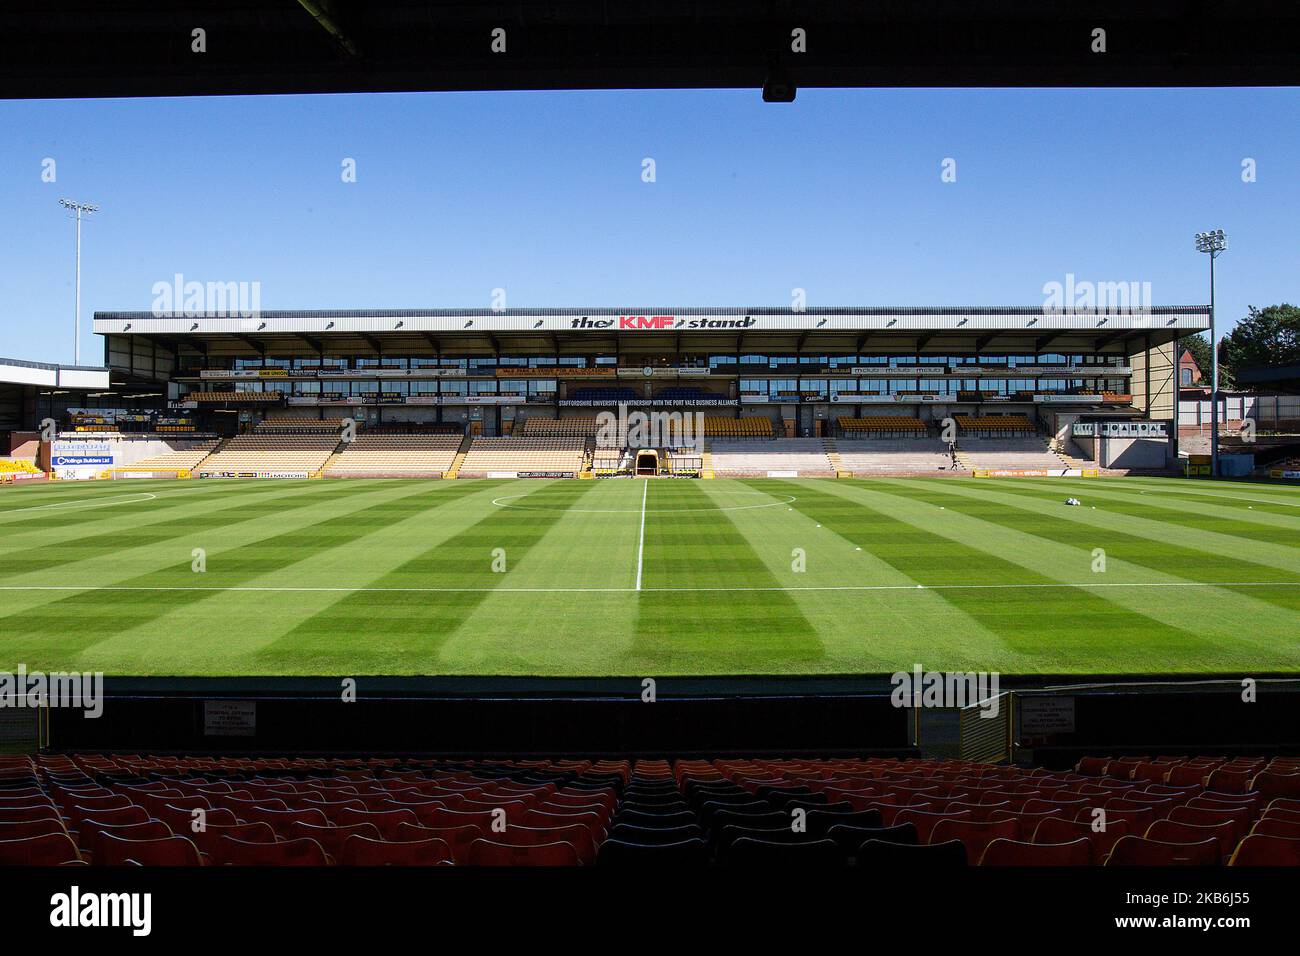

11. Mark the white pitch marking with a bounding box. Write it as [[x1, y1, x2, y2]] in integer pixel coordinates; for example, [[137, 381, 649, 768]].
[[490, 491, 795, 514], [634, 479, 648, 591], [0, 492, 157, 516], [1, 581, 1296, 595]]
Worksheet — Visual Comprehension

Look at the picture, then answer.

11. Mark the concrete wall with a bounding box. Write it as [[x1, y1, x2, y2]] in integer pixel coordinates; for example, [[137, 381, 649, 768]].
[[1100, 436, 1170, 469]]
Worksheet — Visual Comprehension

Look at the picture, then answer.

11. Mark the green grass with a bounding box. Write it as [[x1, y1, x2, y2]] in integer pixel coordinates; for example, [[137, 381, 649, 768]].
[[1, 475, 1298, 677]]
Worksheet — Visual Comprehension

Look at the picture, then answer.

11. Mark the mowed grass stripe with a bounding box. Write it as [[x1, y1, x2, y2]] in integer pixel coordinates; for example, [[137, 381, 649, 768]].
[[972, 478, 1300, 558], [865, 479, 1300, 658], [254, 479, 601, 672], [428, 479, 647, 675], [0, 479, 309, 553], [68, 481, 512, 675], [769, 479, 1216, 671], [1039, 478, 1300, 525], [699, 479, 1037, 672], [0, 480, 451, 665], [630, 480, 825, 673], [1033, 474, 1300, 525], [0, 481, 359, 578]]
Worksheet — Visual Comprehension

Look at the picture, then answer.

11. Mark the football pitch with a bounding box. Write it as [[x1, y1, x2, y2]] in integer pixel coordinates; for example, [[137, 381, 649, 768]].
[[1, 475, 1298, 677]]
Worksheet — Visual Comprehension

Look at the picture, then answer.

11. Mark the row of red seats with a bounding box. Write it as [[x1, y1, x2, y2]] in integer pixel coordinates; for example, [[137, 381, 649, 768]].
[[1, 754, 623, 866], [3, 753, 1299, 865]]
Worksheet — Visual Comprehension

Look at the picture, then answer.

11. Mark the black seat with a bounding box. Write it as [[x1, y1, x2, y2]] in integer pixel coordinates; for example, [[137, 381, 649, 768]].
[[615, 808, 698, 829], [826, 822, 916, 853], [697, 799, 772, 822], [609, 823, 705, 846], [620, 797, 691, 814], [803, 808, 884, 837], [706, 809, 790, 833], [856, 838, 967, 867], [597, 838, 708, 865], [724, 837, 846, 866]]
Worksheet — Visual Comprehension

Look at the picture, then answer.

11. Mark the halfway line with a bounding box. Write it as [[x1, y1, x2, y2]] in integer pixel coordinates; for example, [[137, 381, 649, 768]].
[[1, 581, 1298, 595], [635, 479, 648, 591]]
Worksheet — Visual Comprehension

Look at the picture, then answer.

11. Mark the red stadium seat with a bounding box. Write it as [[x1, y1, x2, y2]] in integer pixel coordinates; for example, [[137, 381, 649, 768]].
[[1166, 765, 1211, 787], [467, 838, 581, 866], [979, 838, 1092, 866], [95, 833, 203, 866], [338, 835, 453, 866], [211, 836, 327, 866], [1251, 771, 1300, 802], [1249, 818, 1300, 840], [286, 821, 382, 860], [930, 818, 1019, 861], [335, 807, 419, 840], [84, 821, 173, 864], [1168, 804, 1252, 844], [0, 818, 68, 842], [1228, 834, 1300, 866], [1145, 819, 1237, 862], [1205, 769, 1253, 794], [1105, 835, 1219, 866], [893, 809, 971, 844], [0, 804, 63, 825], [157, 804, 237, 834], [1032, 815, 1130, 862], [190, 822, 276, 859], [235, 805, 329, 836], [0, 832, 83, 865], [395, 823, 483, 864]]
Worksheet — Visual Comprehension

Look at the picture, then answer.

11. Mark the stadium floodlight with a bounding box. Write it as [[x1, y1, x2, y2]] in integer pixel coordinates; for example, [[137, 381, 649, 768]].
[[58, 198, 100, 365], [1194, 229, 1227, 477]]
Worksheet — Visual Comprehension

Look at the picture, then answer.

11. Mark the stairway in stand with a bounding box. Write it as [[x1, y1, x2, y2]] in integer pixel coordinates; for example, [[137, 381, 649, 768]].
[[443, 434, 474, 479], [823, 436, 848, 477]]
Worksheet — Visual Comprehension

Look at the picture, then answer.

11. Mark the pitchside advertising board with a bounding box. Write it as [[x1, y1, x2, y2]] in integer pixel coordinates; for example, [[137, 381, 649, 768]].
[[51, 440, 115, 479]]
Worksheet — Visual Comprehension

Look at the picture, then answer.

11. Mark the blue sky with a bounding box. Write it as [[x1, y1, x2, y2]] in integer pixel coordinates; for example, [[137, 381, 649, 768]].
[[1, 87, 1296, 364]]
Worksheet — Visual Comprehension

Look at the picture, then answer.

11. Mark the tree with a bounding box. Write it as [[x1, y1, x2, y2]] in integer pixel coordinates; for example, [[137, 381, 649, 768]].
[[1220, 304, 1300, 387], [1177, 333, 1213, 386]]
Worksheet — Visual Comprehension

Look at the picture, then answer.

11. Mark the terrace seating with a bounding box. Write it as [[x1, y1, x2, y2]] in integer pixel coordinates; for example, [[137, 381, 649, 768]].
[[520, 417, 603, 438], [709, 439, 834, 477], [958, 437, 1070, 472], [457, 437, 586, 477], [836, 439, 960, 476], [254, 415, 343, 435], [4, 752, 1297, 867], [195, 434, 340, 476], [113, 441, 219, 474], [954, 414, 1036, 436], [703, 417, 773, 439], [838, 416, 928, 438], [323, 434, 462, 478], [181, 391, 279, 404], [0, 458, 43, 475]]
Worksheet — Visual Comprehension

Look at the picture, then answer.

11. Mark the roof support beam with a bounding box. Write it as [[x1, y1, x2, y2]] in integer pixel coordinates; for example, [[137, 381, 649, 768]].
[[295, 333, 324, 353], [357, 332, 383, 354], [295, 1, 360, 57], [233, 335, 265, 357], [974, 332, 998, 352], [1093, 330, 1129, 351], [1035, 331, 1070, 352]]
